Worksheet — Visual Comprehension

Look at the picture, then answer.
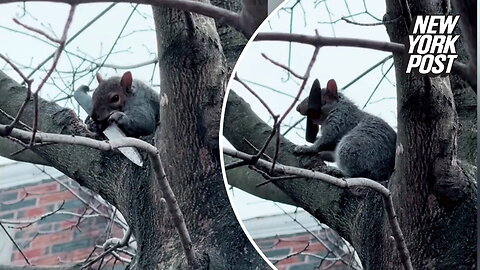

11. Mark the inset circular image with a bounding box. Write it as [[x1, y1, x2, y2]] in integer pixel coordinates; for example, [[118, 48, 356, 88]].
[[221, 0, 475, 269]]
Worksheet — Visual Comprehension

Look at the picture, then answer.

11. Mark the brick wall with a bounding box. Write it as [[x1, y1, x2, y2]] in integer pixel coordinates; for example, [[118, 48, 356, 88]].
[[1, 173, 358, 270], [0, 176, 124, 267], [255, 230, 358, 270]]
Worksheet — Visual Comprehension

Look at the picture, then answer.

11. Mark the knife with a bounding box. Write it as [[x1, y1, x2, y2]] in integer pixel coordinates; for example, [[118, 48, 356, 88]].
[[74, 85, 143, 167]]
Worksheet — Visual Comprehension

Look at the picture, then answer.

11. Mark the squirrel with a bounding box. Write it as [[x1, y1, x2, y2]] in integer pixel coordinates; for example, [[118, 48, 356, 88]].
[[294, 79, 397, 181], [88, 71, 160, 138]]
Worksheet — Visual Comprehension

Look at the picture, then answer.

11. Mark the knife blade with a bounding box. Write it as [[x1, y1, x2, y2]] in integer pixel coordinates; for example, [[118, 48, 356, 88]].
[[74, 85, 143, 167]]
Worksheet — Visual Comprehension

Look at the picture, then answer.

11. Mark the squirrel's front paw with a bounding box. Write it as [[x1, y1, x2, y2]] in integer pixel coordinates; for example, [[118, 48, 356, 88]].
[[85, 117, 106, 138], [108, 112, 126, 124], [293, 145, 316, 155], [86, 116, 102, 132]]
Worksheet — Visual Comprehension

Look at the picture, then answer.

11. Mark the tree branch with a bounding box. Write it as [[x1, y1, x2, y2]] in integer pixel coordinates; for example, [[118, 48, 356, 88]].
[[255, 32, 476, 89], [255, 32, 405, 53], [224, 155, 299, 207], [0, 136, 50, 165], [224, 147, 413, 270], [224, 90, 362, 239], [0, 264, 82, 270], [0, 124, 198, 268], [0, 0, 262, 38]]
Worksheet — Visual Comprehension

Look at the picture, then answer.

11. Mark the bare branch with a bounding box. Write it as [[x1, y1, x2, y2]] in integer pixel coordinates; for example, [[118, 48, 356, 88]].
[[269, 36, 320, 172], [0, 0, 252, 37], [0, 221, 30, 265], [13, 18, 63, 43], [29, 5, 76, 147], [0, 54, 34, 134], [234, 74, 277, 119], [34, 5, 76, 94], [224, 147, 413, 270], [2, 201, 65, 228], [254, 31, 476, 90], [0, 264, 82, 270], [83, 228, 132, 268], [255, 32, 405, 53], [269, 242, 310, 263], [25, 3, 117, 79], [99, 57, 158, 70], [0, 124, 198, 268], [233, 76, 280, 164], [260, 53, 305, 80], [34, 167, 129, 229], [341, 16, 401, 26]]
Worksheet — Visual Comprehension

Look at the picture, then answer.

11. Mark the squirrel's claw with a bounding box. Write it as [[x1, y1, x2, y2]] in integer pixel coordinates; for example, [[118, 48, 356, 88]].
[[108, 111, 126, 124]]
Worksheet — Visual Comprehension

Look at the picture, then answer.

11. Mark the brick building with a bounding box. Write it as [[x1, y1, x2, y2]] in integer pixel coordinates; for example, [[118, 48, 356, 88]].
[[0, 160, 360, 269], [0, 160, 126, 268], [243, 212, 361, 270]]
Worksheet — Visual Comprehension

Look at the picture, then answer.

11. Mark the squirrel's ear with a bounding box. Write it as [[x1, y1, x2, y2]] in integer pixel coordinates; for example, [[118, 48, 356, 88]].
[[121, 71, 133, 91], [326, 79, 338, 97], [96, 73, 103, 83]]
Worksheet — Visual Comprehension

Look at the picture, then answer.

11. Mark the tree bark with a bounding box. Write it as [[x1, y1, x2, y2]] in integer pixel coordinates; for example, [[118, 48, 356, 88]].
[[223, 0, 477, 268], [0, 1, 270, 269], [149, 3, 268, 269], [383, 0, 476, 268]]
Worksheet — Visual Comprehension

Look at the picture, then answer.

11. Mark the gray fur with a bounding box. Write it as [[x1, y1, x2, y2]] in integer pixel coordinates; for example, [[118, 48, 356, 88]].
[[118, 80, 159, 137], [90, 76, 160, 137], [295, 95, 396, 181]]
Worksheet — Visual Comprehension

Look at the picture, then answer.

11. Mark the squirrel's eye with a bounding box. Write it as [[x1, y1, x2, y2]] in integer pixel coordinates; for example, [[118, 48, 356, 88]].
[[111, 95, 119, 103]]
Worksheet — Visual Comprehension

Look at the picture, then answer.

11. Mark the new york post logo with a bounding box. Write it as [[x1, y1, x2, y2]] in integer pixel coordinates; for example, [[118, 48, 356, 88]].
[[405, 15, 460, 76]]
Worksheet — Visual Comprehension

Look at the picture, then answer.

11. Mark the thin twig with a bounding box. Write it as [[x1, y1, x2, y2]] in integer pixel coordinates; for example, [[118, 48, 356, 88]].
[[0, 54, 33, 133], [243, 138, 273, 162], [26, 3, 117, 79], [0, 124, 198, 268], [256, 174, 300, 187], [362, 62, 394, 109], [224, 160, 248, 170], [278, 33, 320, 124], [0, 221, 31, 265], [34, 167, 128, 229], [224, 147, 413, 270], [90, 4, 138, 85], [270, 242, 310, 263], [255, 32, 405, 54], [3, 0, 246, 37], [234, 74, 277, 118], [281, 116, 305, 136], [341, 16, 401, 26], [10, 201, 66, 229], [29, 5, 77, 146], [13, 18, 62, 43], [342, 55, 393, 91], [273, 203, 361, 270], [269, 31, 321, 172], [82, 228, 131, 269], [254, 31, 474, 93], [261, 53, 305, 80]]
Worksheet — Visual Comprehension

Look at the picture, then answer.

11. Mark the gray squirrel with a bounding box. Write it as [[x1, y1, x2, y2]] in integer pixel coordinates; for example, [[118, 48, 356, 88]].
[[88, 71, 160, 137], [294, 79, 396, 181]]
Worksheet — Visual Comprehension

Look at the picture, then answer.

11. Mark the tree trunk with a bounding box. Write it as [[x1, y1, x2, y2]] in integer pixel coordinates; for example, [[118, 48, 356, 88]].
[[149, 3, 268, 269], [223, 0, 477, 268], [0, 1, 270, 269], [383, 0, 476, 268]]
